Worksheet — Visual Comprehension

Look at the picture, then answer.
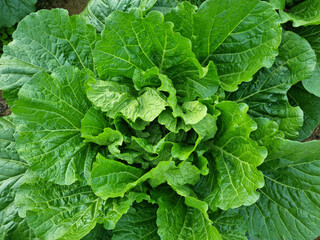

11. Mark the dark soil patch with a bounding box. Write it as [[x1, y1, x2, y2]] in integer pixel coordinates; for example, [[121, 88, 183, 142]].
[[36, 0, 90, 15], [304, 125, 320, 142], [0, 91, 11, 117]]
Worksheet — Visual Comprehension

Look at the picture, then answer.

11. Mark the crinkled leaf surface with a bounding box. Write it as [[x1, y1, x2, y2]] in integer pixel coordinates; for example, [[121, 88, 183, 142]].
[[241, 134, 320, 240], [15, 180, 104, 240], [113, 201, 160, 240], [94, 10, 202, 79], [90, 154, 144, 199], [295, 25, 320, 97], [93, 10, 218, 101], [80, 0, 157, 32], [167, 0, 282, 91], [206, 101, 266, 210], [0, 0, 37, 27], [12, 66, 96, 185], [211, 210, 247, 240], [288, 83, 320, 140], [0, 117, 31, 239], [86, 78, 167, 122], [280, 0, 320, 27], [0, 9, 97, 104], [156, 189, 222, 240], [229, 31, 316, 139]]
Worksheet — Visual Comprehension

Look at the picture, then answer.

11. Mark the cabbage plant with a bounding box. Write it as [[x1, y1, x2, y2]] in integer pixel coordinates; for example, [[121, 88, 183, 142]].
[[1, 0, 320, 239]]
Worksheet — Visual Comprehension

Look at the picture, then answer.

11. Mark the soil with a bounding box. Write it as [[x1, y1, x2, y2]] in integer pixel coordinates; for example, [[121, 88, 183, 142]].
[[36, 0, 89, 15], [0, 91, 10, 117]]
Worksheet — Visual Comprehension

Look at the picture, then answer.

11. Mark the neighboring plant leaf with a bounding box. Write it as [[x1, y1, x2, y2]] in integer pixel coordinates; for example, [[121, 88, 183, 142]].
[[295, 25, 320, 97], [229, 31, 316, 139], [280, 0, 320, 27], [0, 117, 32, 239], [80, 0, 157, 32], [12, 67, 96, 185], [156, 189, 222, 240], [0, 0, 37, 27], [167, 0, 282, 91], [113, 201, 160, 240], [205, 101, 267, 210], [241, 135, 320, 240], [0, 9, 97, 105], [288, 83, 320, 141]]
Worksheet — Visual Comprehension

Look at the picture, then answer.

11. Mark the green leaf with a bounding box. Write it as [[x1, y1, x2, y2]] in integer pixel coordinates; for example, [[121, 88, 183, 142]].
[[81, 107, 124, 154], [264, 0, 285, 9], [0, 0, 37, 27], [15, 180, 104, 240], [288, 83, 320, 141], [0, 9, 97, 104], [211, 209, 248, 240], [81, 107, 110, 139], [177, 0, 282, 91], [113, 201, 160, 240], [0, 117, 31, 239], [229, 31, 316, 139], [102, 192, 153, 230], [164, 2, 197, 40], [206, 101, 267, 210], [241, 139, 320, 240], [158, 110, 191, 133], [81, 224, 112, 240], [157, 189, 222, 240], [280, 0, 320, 27], [12, 66, 96, 185], [80, 0, 157, 32], [295, 25, 320, 97], [93, 10, 215, 101], [94, 10, 202, 79], [90, 154, 144, 199], [86, 78, 167, 122], [157, 74, 208, 125]]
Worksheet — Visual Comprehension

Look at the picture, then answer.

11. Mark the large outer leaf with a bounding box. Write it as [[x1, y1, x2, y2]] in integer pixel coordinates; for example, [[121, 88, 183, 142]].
[[167, 0, 281, 91], [113, 201, 160, 240], [80, 0, 157, 32], [295, 25, 320, 97], [0, 0, 37, 27], [280, 0, 320, 27], [15, 180, 104, 240], [229, 31, 316, 139], [241, 137, 320, 240], [0, 9, 97, 105], [288, 83, 320, 140], [0, 117, 32, 239], [156, 189, 222, 240], [206, 101, 267, 210], [12, 66, 96, 185], [94, 10, 202, 79]]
